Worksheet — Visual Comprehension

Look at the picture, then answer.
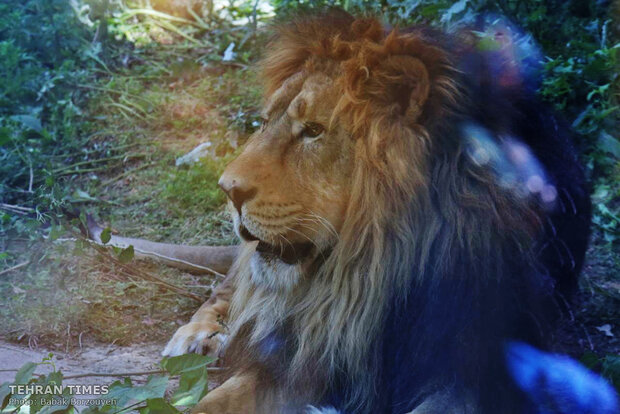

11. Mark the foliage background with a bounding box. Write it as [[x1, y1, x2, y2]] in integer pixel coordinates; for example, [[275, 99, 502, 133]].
[[0, 0, 618, 412]]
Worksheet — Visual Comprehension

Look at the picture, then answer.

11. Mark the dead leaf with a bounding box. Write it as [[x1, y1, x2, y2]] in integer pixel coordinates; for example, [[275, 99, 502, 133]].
[[12, 285, 25, 294], [596, 324, 614, 337]]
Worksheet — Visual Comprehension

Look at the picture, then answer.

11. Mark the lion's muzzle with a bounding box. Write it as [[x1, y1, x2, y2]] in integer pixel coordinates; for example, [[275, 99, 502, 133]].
[[218, 175, 257, 215]]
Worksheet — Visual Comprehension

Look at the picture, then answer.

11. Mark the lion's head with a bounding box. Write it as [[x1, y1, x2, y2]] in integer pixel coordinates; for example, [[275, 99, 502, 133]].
[[220, 12, 450, 292]]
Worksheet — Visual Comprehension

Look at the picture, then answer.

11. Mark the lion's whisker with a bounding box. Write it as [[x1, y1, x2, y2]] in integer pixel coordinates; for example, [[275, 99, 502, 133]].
[[283, 225, 320, 250], [285, 224, 330, 263], [305, 211, 339, 240]]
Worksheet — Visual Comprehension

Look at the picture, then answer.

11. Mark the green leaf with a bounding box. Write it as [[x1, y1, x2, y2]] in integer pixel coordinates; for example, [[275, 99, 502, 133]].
[[128, 374, 169, 401], [10, 114, 42, 132], [15, 361, 37, 384], [49, 225, 64, 242], [598, 132, 620, 159], [100, 227, 111, 244], [71, 189, 98, 202], [105, 375, 169, 409], [0, 382, 12, 410], [170, 374, 208, 407], [441, 0, 468, 23], [30, 371, 72, 414], [80, 406, 109, 414], [602, 354, 620, 390], [118, 245, 134, 264], [161, 354, 214, 375], [138, 398, 180, 414], [161, 354, 212, 407], [580, 351, 600, 369], [0, 126, 12, 146]]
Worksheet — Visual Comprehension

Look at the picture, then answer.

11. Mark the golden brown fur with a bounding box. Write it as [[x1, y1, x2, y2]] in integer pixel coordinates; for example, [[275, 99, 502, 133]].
[[220, 11, 537, 412]]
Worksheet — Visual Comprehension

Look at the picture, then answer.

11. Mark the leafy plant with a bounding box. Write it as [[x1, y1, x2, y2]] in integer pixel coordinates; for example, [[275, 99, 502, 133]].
[[0, 353, 215, 414], [582, 351, 620, 393]]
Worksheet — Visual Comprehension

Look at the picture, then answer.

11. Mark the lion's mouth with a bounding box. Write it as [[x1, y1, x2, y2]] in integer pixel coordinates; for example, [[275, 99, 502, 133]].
[[239, 225, 313, 265]]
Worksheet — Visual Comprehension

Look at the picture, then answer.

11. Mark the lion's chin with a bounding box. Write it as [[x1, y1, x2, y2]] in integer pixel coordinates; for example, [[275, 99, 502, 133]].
[[239, 224, 314, 265], [250, 250, 303, 291]]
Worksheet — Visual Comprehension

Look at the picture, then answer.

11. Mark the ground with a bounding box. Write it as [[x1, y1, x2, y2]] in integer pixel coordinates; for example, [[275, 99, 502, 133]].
[[0, 340, 163, 391], [0, 64, 258, 363]]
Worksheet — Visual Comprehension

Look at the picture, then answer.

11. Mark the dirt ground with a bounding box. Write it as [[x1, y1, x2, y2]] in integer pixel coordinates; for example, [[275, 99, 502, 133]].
[[0, 339, 164, 388]]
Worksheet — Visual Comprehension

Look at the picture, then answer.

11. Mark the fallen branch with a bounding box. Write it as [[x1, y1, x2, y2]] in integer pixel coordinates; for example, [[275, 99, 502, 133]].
[[85, 216, 231, 277], [0, 261, 30, 276], [87, 241, 204, 302], [0, 203, 34, 213]]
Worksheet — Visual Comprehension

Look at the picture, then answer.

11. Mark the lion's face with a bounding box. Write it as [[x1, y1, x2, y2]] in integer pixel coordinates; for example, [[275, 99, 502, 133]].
[[219, 71, 353, 282]]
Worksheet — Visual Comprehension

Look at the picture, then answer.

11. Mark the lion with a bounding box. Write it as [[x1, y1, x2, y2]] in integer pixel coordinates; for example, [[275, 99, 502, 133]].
[[132, 10, 591, 413]]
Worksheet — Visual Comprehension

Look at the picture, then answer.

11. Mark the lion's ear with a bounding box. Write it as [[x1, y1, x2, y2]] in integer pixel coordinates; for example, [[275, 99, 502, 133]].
[[373, 55, 430, 121]]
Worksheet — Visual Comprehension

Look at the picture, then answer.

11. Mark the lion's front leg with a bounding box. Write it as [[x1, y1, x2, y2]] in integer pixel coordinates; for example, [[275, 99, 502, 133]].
[[191, 371, 257, 414], [163, 272, 235, 357]]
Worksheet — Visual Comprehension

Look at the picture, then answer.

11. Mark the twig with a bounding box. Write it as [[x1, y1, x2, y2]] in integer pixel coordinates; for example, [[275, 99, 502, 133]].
[[66, 323, 71, 354], [63, 370, 166, 379], [581, 323, 594, 351], [58, 235, 225, 279], [147, 17, 202, 45], [57, 235, 206, 298], [52, 153, 146, 174], [108, 102, 147, 120], [88, 242, 204, 302], [55, 166, 116, 177], [28, 165, 34, 193], [62, 367, 222, 379], [0, 261, 30, 276], [0, 208, 27, 215], [118, 8, 203, 28], [49, 142, 141, 158], [0, 203, 34, 212], [251, 0, 259, 32], [101, 162, 155, 186], [186, 6, 210, 30], [0, 369, 43, 377]]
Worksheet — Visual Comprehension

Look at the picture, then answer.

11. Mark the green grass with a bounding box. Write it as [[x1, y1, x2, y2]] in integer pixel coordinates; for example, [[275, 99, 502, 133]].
[[0, 15, 261, 345]]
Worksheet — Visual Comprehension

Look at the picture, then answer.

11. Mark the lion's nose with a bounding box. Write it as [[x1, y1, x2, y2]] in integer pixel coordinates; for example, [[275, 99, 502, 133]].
[[218, 176, 257, 214]]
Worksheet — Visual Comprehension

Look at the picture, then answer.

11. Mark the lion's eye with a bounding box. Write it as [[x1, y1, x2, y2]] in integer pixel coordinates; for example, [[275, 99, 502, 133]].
[[301, 122, 324, 139]]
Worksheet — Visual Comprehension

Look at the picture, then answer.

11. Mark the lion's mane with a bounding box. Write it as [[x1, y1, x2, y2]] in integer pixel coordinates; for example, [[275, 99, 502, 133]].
[[224, 10, 590, 413]]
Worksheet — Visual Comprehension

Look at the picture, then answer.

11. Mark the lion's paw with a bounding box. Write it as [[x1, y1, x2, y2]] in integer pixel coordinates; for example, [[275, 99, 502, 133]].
[[162, 322, 227, 357]]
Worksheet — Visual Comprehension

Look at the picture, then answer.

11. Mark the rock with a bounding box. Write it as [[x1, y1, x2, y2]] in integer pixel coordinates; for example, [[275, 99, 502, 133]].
[[175, 142, 212, 166]]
